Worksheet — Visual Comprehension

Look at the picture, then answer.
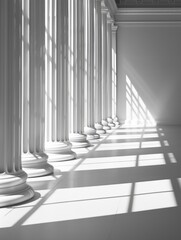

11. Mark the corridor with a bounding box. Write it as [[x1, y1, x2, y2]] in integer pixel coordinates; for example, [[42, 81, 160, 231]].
[[1, 124, 181, 240]]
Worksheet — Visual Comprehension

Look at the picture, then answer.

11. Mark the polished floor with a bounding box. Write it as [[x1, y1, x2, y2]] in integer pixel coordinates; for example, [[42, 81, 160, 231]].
[[1, 124, 181, 240]]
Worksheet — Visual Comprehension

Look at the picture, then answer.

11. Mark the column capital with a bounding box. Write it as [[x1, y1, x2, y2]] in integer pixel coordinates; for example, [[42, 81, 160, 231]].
[[112, 24, 118, 33], [96, 0, 102, 8], [101, 0, 109, 14], [107, 12, 114, 24]]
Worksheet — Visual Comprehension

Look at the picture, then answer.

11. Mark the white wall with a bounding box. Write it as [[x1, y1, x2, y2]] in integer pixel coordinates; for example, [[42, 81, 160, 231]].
[[117, 23, 181, 125]]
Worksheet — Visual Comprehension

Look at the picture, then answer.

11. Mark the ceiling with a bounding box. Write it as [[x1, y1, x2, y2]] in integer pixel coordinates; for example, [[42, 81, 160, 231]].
[[115, 0, 181, 8]]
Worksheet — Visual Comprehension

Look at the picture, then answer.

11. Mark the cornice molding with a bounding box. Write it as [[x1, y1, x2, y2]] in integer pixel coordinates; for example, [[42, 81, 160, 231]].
[[104, 0, 118, 19], [101, 0, 109, 14], [116, 8, 181, 14], [115, 0, 181, 9], [114, 8, 181, 23]]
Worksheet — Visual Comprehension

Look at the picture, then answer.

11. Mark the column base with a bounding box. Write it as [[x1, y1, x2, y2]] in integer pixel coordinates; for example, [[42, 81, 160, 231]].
[[69, 133, 90, 148], [102, 119, 111, 131], [113, 116, 120, 126], [22, 152, 53, 178], [95, 123, 106, 134], [45, 141, 76, 162], [84, 126, 100, 140], [0, 170, 34, 207], [107, 117, 116, 128]]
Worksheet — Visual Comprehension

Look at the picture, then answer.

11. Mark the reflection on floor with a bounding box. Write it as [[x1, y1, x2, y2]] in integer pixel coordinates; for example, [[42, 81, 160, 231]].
[[1, 124, 181, 240]]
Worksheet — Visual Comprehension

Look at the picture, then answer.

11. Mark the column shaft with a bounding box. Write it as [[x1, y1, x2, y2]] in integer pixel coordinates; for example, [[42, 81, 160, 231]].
[[112, 25, 120, 126], [107, 15, 115, 128], [69, 0, 90, 148], [101, 2, 110, 131], [84, 0, 100, 139], [45, 0, 76, 160], [0, 0, 34, 207], [22, 0, 53, 176], [94, 0, 105, 135]]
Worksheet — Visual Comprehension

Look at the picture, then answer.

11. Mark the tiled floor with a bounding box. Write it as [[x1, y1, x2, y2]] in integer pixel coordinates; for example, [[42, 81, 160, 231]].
[[1, 124, 181, 240]]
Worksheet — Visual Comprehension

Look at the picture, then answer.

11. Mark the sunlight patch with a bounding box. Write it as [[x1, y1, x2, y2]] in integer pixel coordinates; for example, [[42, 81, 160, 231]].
[[107, 134, 142, 140], [142, 133, 158, 139], [75, 156, 137, 171], [22, 183, 132, 225], [138, 153, 165, 166], [168, 153, 177, 163], [96, 142, 140, 151], [141, 141, 161, 148], [132, 179, 177, 212], [126, 75, 156, 126]]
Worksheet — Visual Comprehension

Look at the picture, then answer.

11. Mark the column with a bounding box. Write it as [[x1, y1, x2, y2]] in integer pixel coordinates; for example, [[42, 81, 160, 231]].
[[45, 0, 76, 160], [0, 0, 34, 207], [68, 0, 90, 148], [84, 0, 100, 140], [22, 0, 53, 176], [112, 24, 120, 126], [101, 1, 111, 131], [107, 13, 115, 128], [94, 0, 106, 135]]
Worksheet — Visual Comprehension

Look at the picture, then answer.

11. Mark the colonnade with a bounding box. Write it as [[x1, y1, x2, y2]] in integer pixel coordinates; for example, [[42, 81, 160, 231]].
[[0, 0, 119, 207]]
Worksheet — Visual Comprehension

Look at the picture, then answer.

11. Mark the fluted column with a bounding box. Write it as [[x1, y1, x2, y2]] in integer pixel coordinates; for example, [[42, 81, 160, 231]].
[[112, 24, 120, 126], [94, 0, 106, 135], [68, 0, 90, 148], [0, 0, 34, 207], [45, 0, 76, 160], [21, 0, 53, 176], [107, 13, 115, 128], [101, 1, 111, 131], [84, 0, 100, 140]]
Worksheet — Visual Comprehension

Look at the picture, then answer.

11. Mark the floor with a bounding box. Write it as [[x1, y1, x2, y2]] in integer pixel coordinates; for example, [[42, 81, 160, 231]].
[[1, 124, 181, 240]]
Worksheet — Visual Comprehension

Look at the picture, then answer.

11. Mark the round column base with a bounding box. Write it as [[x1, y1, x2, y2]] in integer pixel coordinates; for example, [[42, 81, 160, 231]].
[[84, 126, 100, 140], [103, 126, 111, 131], [102, 119, 111, 131], [22, 152, 54, 178], [95, 123, 106, 135], [69, 133, 90, 148], [107, 117, 116, 128], [45, 141, 76, 162], [108, 123, 116, 128], [113, 116, 120, 126], [86, 134, 100, 140], [96, 129, 106, 135], [0, 171, 34, 207]]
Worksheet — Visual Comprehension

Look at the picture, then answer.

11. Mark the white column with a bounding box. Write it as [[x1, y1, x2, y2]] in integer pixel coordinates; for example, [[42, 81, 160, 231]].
[[107, 13, 115, 128], [94, 0, 106, 135], [68, 0, 90, 148], [45, 0, 76, 160], [101, 1, 111, 131], [21, 0, 53, 176], [112, 24, 120, 126], [84, 0, 100, 140], [0, 0, 34, 207]]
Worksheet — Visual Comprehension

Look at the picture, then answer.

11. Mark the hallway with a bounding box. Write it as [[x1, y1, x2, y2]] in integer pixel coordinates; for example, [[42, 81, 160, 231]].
[[1, 124, 181, 240]]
